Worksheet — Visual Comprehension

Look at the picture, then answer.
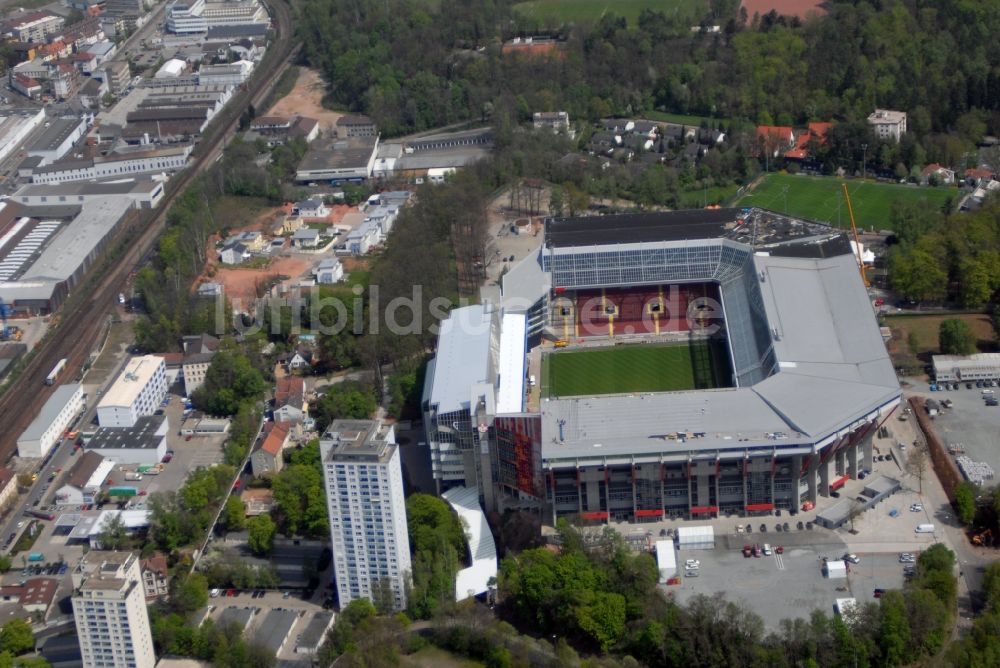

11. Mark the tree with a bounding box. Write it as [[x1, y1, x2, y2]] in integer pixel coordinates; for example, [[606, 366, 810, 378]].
[[905, 446, 928, 494], [0, 620, 34, 656], [939, 319, 976, 355], [221, 496, 247, 533], [97, 512, 128, 550], [247, 515, 276, 556], [954, 482, 976, 525], [172, 572, 210, 613], [0, 557, 10, 574]]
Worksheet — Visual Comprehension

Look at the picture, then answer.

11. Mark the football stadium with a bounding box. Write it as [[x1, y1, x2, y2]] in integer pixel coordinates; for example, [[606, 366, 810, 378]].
[[422, 208, 901, 523]]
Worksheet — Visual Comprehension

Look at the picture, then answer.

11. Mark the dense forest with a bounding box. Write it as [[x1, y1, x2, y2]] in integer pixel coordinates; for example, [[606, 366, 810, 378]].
[[298, 0, 1000, 148]]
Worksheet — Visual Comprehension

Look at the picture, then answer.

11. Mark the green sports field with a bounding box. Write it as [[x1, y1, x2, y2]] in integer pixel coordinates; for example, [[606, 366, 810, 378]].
[[735, 174, 956, 231], [541, 340, 731, 397], [512, 0, 706, 26]]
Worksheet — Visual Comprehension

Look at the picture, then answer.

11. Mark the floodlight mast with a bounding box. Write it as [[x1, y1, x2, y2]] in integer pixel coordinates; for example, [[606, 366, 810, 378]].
[[841, 182, 870, 288]]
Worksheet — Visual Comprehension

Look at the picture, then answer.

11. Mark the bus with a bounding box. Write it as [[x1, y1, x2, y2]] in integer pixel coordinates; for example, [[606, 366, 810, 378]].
[[45, 358, 67, 385], [24, 509, 55, 521]]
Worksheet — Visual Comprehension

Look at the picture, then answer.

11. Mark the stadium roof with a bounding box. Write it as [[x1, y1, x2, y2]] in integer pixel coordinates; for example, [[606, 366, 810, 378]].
[[541, 252, 900, 459], [496, 313, 526, 414], [427, 304, 494, 415], [501, 245, 549, 310], [545, 208, 740, 247], [441, 486, 498, 601]]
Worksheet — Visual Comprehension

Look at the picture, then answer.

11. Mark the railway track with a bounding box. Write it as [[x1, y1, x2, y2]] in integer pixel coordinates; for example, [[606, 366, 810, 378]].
[[0, 0, 298, 463]]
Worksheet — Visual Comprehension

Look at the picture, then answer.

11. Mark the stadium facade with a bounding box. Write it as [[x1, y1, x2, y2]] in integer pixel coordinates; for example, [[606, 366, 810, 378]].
[[422, 208, 901, 522]]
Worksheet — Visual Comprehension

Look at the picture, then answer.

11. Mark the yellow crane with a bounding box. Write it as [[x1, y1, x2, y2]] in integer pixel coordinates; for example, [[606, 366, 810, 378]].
[[841, 183, 870, 287]]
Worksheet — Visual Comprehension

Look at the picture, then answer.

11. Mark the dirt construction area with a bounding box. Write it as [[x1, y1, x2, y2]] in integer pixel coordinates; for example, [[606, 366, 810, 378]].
[[213, 255, 313, 306], [267, 67, 344, 136]]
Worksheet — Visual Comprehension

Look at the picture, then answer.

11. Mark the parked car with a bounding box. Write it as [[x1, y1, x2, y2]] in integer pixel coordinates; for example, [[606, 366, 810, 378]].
[[684, 559, 700, 570], [873, 588, 886, 598], [899, 553, 916, 563], [685, 570, 699, 578], [910, 504, 923, 512], [742, 544, 752, 558], [844, 553, 861, 564]]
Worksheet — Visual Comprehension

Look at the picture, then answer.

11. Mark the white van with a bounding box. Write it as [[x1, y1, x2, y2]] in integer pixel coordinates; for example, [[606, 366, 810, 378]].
[[915, 523, 936, 533], [762, 543, 772, 555]]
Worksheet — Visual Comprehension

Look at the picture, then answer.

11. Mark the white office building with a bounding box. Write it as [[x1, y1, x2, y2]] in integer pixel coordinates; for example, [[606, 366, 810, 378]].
[[97, 355, 167, 428], [72, 551, 156, 668], [320, 420, 411, 611], [867, 109, 907, 142], [17, 383, 85, 459]]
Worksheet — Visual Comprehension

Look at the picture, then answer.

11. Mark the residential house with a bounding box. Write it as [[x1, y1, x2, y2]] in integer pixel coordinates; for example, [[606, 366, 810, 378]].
[[279, 345, 313, 372], [278, 215, 303, 234], [219, 242, 250, 265], [250, 422, 289, 477], [867, 109, 907, 142], [274, 375, 307, 424], [965, 167, 995, 185], [181, 334, 219, 395], [292, 198, 328, 219], [0, 578, 59, 617], [784, 122, 833, 161], [237, 231, 266, 252], [291, 228, 320, 248], [0, 469, 16, 514], [532, 111, 573, 138], [240, 488, 274, 516], [291, 116, 320, 143], [921, 163, 955, 185], [78, 77, 108, 109], [140, 555, 169, 601], [10, 74, 41, 100], [344, 222, 379, 255], [755, 126, 795, 157], [312, 258, 343, 284]]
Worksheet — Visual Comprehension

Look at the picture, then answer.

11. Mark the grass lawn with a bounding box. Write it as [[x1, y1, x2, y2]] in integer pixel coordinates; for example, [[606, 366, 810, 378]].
[[401, 646, 484, 668], [513, 0, 706, 26], [884, 313, 997, 374], [542, 340, 729, 397], [677, 184, 740, 208], [736, 173, 957, 231]]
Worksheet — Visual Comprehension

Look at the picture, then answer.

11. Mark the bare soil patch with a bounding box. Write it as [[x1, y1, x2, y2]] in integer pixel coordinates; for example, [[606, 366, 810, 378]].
[[741, 0, 827, 20], [266, 66, 345, 136]]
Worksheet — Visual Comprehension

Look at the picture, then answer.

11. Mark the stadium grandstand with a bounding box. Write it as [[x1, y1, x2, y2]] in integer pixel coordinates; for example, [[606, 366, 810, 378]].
[[423, 208, 901, 523]]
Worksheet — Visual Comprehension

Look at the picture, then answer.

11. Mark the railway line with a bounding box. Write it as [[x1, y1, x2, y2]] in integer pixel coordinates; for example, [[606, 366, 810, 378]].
[[0, 0, 298, 463]]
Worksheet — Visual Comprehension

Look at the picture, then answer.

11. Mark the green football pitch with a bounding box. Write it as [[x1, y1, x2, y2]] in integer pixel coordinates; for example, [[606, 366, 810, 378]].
[[541, 340, 731, 397], [735, 173, 956, 231], [512, 0, 706, 26]]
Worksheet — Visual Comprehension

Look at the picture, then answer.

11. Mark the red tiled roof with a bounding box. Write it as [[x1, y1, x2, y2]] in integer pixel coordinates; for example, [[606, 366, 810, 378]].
[[966, 167, 993, 179], [13, 74, 40, 88], [260, 421, 290, 456], [275, 376, 304, 406], [141, 554, 168, 576]]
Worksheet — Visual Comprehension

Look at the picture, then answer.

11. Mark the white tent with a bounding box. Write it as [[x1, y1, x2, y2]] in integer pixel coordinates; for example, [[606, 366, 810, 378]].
[[655, 540, 676, 582], [825, 560, 847, 579], [676, 525, 715, 550]]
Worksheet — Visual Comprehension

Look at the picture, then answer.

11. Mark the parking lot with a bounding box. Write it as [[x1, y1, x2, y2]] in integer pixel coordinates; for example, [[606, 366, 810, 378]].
[[925, 383, 1000, 484]]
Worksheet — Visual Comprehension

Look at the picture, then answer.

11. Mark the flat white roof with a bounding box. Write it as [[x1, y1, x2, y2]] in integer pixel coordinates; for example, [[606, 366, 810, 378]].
[[496, 313, 526, 414], [20, 383, 81, 442], [97, 355, 163, 409], [441, 486, 497, 601], [428, 305, 494, 415]]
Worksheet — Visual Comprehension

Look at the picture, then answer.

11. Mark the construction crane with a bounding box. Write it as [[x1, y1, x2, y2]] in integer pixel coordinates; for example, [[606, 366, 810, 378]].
[[841, 183, 870, 287]]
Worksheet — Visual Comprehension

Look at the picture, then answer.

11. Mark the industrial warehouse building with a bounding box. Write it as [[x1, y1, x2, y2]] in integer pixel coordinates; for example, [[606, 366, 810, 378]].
[[932, 353, 1000, 382], [85, 414, 168, 465], [422, 208, 901, 522], [96, 356, 168, 428], [17, 383, 85, 459]]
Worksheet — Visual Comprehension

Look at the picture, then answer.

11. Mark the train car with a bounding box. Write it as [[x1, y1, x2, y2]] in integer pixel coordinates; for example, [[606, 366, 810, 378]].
[[44, 358, 67, 385]]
